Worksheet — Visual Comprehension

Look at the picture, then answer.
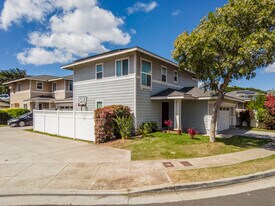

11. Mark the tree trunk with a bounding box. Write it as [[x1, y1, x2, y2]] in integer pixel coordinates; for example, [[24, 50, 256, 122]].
[[209, 76, 231, 142], [210, 94, 224, 142]]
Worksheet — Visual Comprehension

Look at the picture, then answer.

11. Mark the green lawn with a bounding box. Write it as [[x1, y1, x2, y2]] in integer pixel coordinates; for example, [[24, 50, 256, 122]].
[[105, 132, 272, 160], [0, 124, 6, 127], [168, 154, 275, 183]]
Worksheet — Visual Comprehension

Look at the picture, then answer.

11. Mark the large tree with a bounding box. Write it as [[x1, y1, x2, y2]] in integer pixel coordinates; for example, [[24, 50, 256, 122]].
[[173, 0, 274, 142], [0, 68, 27, 94]]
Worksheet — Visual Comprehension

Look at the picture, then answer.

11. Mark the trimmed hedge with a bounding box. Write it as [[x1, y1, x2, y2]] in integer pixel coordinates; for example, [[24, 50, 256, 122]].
[[94, 105, 131, 143], [0, 108, 30, 124]]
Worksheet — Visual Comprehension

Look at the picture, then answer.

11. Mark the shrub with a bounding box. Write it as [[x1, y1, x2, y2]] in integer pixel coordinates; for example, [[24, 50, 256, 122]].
[[94, 105, 131, 143], [263, 112, 275, 130], [187, 128, 198, 138], [139, 121, 159, 137], [113, 115, 133, 140], [4, 108, 29, 118], [0, 108, 29, 124]]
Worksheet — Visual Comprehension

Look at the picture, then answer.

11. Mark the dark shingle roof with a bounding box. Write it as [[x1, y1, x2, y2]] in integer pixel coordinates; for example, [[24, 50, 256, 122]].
[[152, 87, 213, 98]]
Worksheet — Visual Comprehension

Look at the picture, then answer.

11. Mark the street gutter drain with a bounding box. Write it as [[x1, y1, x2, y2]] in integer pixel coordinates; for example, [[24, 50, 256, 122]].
[[180, 161, 193, 167], [162, 162, 174, 168]]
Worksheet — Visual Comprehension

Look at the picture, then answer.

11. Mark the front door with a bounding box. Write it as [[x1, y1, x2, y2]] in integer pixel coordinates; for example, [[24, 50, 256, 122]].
[[162, 102, 169, 128]]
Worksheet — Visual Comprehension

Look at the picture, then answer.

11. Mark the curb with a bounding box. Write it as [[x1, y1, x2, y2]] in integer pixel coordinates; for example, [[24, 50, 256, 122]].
[[131, 169, 275, 194], [0, 169, 275, 197]]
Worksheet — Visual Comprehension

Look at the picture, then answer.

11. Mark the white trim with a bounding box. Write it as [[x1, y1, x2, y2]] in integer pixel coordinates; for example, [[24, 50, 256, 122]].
[[74, 73, 135, 86], [52, 82, 57, 92], [31, 91, 52, 94], [198, 96, 245, 103], [115, 57, 130, 77], [140, 57, 152, 90], [152, 79, 182, 89], [68, 80, 73, 91], [173, 70, 178, 83], [36, 81, 43, 90], [95, 63, 104, 80], [61, 47, 181, 69], [95, 100, 104, 109], [161, 65, 167, 83], [133, 52, 137, 129], [13, 90, 30, 94], [151, 96, 195, 100]]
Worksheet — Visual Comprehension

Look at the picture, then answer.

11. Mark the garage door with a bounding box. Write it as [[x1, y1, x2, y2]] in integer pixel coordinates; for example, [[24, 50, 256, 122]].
[[218, 107, 230, 131]]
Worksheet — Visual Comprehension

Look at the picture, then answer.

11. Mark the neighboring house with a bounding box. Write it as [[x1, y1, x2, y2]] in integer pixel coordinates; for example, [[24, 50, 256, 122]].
[[226, 90, 261, 102], [3, 75, 73, 111], [0, 99, 10, 109], [61, 46, 245, 134]]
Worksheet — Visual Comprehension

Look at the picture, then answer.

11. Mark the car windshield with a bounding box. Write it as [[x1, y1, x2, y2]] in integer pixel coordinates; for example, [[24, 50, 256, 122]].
[[20, 113, 32, 118]]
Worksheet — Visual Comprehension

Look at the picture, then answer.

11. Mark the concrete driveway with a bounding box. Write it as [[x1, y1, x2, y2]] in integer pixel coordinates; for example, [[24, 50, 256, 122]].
[[0, 126, 130, 164]]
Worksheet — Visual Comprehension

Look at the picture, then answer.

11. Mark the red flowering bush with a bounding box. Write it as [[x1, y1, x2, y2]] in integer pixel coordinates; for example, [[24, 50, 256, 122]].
[[94, 105, 131, 143], [264, 94, 275, 116], [187, 128, 198, 138], [164, 119, 173, 129]]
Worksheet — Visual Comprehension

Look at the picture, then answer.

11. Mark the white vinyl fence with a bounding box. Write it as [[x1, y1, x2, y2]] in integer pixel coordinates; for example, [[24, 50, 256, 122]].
[[33, 110, 95, 142]]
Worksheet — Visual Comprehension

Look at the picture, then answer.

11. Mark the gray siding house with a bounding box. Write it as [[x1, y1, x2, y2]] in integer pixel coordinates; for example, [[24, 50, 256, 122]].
[[62, 47, 245, 134]]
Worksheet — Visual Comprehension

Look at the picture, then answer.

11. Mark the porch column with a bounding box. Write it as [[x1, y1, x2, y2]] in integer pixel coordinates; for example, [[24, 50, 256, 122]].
[[174, 99, 182, 131], [34, 102, 39, 110]]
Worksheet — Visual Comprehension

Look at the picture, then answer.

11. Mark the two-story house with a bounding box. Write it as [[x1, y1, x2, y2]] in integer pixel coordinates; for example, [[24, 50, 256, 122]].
[[61, 47, 245, 134], [3, 75, 73, 110]]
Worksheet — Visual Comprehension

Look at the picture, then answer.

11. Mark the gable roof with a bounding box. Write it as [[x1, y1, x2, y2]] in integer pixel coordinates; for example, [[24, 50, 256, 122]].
[[3, 75, 72, 85], [61, 46, 194, 74], [151, 87, 245, 102]]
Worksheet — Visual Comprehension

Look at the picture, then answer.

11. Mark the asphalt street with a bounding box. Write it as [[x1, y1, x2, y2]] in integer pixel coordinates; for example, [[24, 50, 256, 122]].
[[134, 187, 275, 206]]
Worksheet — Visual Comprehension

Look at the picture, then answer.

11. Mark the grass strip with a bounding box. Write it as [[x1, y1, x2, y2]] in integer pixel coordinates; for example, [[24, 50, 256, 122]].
[[168, 154, 275, 183]]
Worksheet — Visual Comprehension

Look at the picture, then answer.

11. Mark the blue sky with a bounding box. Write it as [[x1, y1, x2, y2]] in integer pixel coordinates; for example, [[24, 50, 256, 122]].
[[0, 0, 274, 91]]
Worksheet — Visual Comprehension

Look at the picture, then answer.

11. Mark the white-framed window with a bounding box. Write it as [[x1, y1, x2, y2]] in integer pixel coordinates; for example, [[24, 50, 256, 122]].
[[69, 80, 73, 91], [116, 58, 129, 76], [95, 100, 103, 109], [161, 66, 167, 82], [36, 81, 43, 90], [95, 63, 103, 79], [52, 82, 57, 92], [17, 83, 21, 92], [23, 104, 27, 109], [173, 70, 178, 83], [141, 59, 152, 87]]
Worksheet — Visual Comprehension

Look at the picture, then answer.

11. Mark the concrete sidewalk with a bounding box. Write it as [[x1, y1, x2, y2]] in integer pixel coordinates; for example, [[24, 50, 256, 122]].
[[0, 127, 274, 194]]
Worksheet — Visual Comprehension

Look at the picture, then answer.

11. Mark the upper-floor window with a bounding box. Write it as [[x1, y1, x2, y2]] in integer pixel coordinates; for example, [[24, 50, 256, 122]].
[[52, 82, 57, 92], [161, 66, 167, 82], [116, 59, 129, 76], [17, 83, 21, 92], [96, 64, 103, 79], [36, 82, 43, 90], [141, 59, 152, 87], [69, 80, 73, 91], [173, 70, 178, 83]]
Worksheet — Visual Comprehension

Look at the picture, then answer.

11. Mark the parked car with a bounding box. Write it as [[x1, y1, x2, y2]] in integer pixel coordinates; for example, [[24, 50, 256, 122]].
[[7, 112, 33, 127], [0, 94, 9, 100]]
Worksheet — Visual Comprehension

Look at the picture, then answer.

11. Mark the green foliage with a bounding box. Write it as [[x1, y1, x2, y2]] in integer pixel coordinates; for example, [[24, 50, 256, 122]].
[[139, 121, 159, 137], [263, 112, 275, 130], [0, 108, 29, 124], [226, 86, 266, 94], [113, 115, 133, 140], [0, 68, 27, 94], [247, 95, 266, 111], [94, 105, 131, 143], [173, 0, 274, 92]]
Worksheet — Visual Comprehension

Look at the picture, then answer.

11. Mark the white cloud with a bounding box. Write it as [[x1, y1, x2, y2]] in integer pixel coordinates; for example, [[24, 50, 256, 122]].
[[171, 10, 180, 16], [264, 63, 275, 73], [127, 1, 158, 15], [0, 0, 131, 65], [130, 29, 137, 35]]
